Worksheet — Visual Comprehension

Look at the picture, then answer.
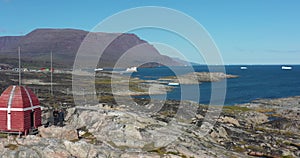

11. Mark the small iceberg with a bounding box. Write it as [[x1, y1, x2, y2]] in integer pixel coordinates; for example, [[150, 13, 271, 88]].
[[281, 66, 292, 70], [94, 68, 103, 72], [240, 66, 248, 70], [126, 67, 138, 72], [168, 82, 180, 86]]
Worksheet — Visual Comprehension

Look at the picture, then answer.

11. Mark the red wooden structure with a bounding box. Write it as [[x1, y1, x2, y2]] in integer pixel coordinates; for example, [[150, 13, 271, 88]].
[[0, 85, 42, 134]]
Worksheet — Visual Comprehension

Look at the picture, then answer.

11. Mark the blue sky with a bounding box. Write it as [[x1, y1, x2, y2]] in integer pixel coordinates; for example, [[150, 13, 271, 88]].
[[1, 0, 299, 64]]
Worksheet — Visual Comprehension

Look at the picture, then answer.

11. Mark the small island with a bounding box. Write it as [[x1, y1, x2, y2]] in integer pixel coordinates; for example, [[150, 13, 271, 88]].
[[159, 72, 239, 84]]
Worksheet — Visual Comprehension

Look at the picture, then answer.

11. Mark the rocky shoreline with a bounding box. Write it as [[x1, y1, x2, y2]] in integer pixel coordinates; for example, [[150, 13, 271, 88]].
[[0, 96, 299, 158], [159, 72, 238, 84]]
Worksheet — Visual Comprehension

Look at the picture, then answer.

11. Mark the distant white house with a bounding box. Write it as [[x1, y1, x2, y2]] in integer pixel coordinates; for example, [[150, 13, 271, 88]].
[[12, 68, 29, 72], [12, 68, 20, 71]]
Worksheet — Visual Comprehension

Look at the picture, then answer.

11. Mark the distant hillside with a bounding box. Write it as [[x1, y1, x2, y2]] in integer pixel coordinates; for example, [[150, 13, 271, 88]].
[[0, 28, 180, 68]]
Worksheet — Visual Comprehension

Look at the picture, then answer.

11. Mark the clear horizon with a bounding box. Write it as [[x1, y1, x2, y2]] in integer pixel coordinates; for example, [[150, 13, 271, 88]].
[[1, 0, 299, 65]]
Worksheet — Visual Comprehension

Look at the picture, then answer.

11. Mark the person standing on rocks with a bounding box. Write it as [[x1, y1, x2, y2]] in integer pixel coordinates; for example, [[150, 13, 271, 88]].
[[53, 109, 59, 126], [58, 109, 65, 127]]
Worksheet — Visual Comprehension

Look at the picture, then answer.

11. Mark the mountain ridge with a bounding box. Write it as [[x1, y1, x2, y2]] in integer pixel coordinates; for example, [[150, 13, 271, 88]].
[[0, 28, 181, 68]]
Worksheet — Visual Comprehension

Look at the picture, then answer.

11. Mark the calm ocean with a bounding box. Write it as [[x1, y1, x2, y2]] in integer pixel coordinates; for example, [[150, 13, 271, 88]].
[[132, 65, 300, 105]]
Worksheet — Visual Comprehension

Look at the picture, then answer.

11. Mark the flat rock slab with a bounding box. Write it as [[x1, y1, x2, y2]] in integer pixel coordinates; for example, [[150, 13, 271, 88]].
[[38, 126, 78, 141]]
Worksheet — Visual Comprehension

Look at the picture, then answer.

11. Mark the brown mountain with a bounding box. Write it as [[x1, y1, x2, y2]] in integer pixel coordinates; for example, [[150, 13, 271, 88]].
[[0, 28, 180, 68]]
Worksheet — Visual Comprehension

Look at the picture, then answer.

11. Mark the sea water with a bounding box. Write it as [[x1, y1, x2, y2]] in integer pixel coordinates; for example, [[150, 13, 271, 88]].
[[132, 65, 300, 105]]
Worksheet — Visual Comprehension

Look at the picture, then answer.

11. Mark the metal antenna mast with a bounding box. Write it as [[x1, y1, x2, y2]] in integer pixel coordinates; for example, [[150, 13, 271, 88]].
[[18, 47, 21, 86], [50, 51, 53, 96]]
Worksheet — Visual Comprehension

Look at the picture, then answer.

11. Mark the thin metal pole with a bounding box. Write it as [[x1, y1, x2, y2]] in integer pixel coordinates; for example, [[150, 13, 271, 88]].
[[51, 51, 53, 96], [18, 46, 21, 86]]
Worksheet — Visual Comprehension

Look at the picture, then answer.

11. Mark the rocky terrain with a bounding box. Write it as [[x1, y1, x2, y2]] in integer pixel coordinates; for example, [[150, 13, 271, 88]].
[[0, 70, 237, 107], [0, 71, 299, 157], [0, 96, 299, 158]]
